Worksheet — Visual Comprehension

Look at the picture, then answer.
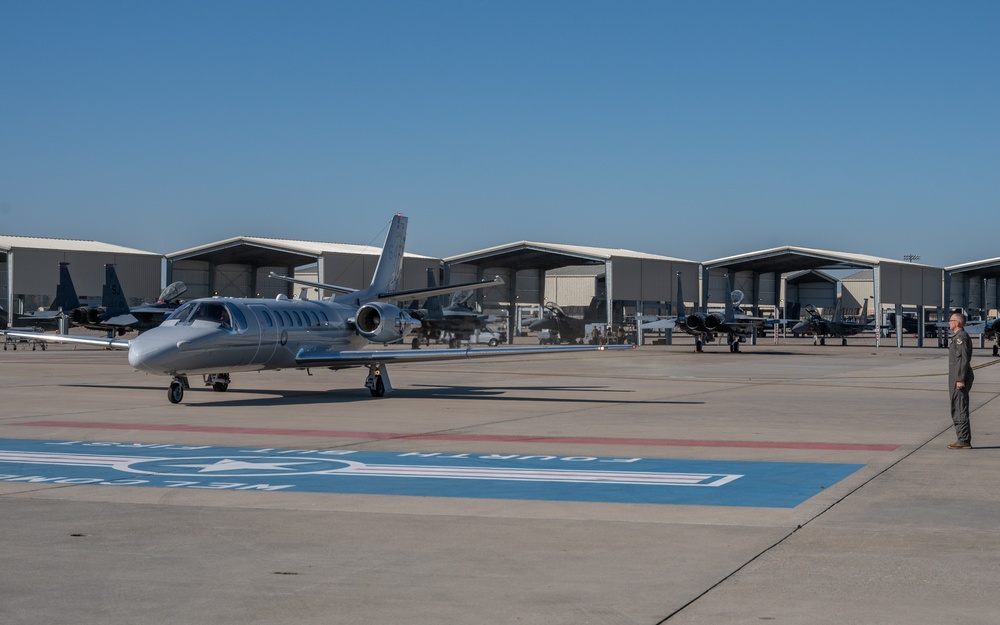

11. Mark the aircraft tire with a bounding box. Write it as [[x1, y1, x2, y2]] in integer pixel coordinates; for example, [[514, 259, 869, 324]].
[[168, 381, 184, 404], [369, 376, 385, 397], [993, 345, 998, 357], [212, 382, 228, 392]]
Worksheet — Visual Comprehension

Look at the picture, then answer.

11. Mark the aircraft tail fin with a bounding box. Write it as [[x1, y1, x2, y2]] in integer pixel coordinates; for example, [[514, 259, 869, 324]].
[[675, 272, 686, 317], [425, 268, 444, 314], [860, 298, 869, 325], [336, 214, 408, 305], [724, 274, 735, 321], [102, 265, 130, 314], [832, 299, 844, 323], [51, 262, 81, 311]]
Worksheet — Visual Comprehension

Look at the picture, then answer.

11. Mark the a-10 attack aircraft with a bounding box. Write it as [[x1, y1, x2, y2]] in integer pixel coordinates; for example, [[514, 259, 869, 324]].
[[4, 214, 633, 404], [673, 272, 765, 352]]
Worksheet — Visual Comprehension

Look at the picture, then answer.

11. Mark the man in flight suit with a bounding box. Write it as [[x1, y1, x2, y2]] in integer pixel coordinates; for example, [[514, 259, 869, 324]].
[[947, 312, 974, 449]]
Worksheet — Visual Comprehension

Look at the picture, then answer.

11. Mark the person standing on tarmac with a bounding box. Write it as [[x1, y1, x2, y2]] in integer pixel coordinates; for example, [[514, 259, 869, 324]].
[[947, 312, 974, 449]]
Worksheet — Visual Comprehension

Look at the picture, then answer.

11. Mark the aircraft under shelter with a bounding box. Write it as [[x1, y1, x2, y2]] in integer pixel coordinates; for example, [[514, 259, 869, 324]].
[[946, 258, 1000, 342], [0, 235, 162, 324], [166, 236, 440, 300], [702, 246, 944, 347], [443, 241, 700, 343]]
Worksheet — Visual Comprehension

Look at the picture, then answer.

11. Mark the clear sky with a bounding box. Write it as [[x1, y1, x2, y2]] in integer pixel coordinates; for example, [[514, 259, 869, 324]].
[[1, 1, 997, 267]]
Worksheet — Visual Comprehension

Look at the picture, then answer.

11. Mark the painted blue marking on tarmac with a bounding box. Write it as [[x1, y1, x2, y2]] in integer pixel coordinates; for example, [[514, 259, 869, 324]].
[[0, 438, 864, 508]]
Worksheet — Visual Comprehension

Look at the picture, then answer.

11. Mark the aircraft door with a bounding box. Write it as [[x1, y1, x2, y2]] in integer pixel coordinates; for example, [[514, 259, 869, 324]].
[[247, 304, 279, 366]]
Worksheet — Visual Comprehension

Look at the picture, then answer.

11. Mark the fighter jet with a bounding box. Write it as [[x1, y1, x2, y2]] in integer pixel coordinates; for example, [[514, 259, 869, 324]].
[[792, 299, 871, 345], [10, 262, 81, 330], [407, 269, 499, 349], [673, 272, 764, 352], [528, 298, 604, 345], [984, 319, 1000, 356], [69, 264, 185, 334], [4, 214, 632, 404]]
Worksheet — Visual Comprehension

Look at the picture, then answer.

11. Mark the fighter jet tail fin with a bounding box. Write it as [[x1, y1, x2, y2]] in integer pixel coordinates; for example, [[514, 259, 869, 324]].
[[102, 265, 130, 314], [52, 262, 81, 311]]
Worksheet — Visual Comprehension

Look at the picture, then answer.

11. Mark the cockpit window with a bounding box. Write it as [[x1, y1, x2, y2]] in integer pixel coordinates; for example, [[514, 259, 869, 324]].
[[194, 303, 231, 328], [166, 302, 237, 330], [225, 303, 248, 332], [167, 302, 196, 323]]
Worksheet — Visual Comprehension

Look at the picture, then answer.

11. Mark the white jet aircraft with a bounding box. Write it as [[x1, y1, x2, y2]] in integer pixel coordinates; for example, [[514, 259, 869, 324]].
[[4, 214, 633, 403]]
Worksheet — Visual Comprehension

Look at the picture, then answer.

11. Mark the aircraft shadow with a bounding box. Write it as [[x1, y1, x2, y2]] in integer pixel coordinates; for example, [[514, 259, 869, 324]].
[[65, 383, 702, 407]]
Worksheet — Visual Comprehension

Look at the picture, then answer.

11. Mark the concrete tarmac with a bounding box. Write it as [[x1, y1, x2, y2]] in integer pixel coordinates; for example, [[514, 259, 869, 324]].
[[1, 336, 998, 624]]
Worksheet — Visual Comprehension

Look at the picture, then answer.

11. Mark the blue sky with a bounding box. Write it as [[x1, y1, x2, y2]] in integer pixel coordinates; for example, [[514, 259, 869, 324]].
[[1, 1, 997, 267]]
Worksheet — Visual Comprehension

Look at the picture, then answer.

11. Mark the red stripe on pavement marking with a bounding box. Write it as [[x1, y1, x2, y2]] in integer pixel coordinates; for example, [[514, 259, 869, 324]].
[[11, 421, 899, 451]]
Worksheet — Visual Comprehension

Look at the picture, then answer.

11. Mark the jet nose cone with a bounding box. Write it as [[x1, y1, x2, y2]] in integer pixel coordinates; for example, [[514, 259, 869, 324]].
[[128, 330, 182, 373]]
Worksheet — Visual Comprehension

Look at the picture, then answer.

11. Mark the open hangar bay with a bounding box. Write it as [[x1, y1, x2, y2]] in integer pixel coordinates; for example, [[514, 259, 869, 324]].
[[0, 338, 997, 624], [7, 226, 999, 350]]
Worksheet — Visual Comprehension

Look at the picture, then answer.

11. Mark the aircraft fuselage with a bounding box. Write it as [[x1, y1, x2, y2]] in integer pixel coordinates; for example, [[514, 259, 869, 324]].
[[127, 297, 367, 376]]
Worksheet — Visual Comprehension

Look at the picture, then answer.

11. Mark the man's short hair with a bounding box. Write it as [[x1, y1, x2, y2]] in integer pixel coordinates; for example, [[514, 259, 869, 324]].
[[951, 311, 967, 324]]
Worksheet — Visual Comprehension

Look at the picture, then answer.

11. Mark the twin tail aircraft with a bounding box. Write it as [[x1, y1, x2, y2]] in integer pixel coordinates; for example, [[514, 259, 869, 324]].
[[4, 214, 633, 403]]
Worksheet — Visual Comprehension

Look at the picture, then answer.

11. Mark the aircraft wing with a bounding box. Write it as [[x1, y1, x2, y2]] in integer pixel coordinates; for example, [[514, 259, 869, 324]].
[[639, 318, 676, 330], [2, 330, 130, 350], [295, 343, 633, 368]]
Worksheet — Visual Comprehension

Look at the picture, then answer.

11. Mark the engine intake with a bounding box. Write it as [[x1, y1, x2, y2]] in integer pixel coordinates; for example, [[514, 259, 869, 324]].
[[355, 302, 419, 343]]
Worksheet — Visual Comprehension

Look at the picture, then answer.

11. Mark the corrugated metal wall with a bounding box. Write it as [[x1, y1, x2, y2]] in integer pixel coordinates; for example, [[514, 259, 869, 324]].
[[11, 249, 161, 310]]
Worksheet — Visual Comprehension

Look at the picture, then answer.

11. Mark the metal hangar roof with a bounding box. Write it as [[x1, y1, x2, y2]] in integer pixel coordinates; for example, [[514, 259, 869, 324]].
[[167, 236, 435, 267], [444, 241, 695, 272], [702, 246, 929, 273]]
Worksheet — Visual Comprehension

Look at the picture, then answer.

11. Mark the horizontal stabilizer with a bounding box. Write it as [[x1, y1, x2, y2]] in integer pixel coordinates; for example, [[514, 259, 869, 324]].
[[268, 272, 357, 295], [376, 276, 504, 302]]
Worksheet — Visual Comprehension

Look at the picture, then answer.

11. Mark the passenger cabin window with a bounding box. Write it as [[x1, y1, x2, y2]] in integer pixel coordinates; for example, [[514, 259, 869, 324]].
[[260, 310, 274, 327]]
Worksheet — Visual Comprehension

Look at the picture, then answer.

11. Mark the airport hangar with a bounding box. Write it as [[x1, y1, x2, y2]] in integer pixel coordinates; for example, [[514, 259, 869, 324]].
[[441, 242, 701, 340], [945, 257, 1000, 322], [699, 246, 945, 347], [164, 236, 441, 301], [1, 235, 162, 319], [166, 237, 703, 344]]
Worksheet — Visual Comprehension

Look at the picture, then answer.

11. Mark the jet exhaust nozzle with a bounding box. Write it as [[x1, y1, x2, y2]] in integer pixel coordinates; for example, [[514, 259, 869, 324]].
[[686, 313, 706, 331], [87, 307, 107, 324], [704, 313, 725, 331]]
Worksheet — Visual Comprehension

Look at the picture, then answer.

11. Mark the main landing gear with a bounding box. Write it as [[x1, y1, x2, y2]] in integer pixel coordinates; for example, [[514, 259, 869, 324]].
[[204, 373, 231, 393], [365, 364, 392, 397]]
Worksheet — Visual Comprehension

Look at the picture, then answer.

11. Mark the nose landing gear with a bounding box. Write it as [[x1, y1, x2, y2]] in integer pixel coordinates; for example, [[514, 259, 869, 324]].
[[168, 375, 190, 404]]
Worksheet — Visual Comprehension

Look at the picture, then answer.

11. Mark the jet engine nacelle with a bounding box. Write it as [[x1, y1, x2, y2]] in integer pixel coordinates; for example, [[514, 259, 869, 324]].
[[355, 302, 420, 343], [703, 312, 726, 331], [87, 307, 108, 324], [686, 313, 707, 331], [70, 307, 90, 324]]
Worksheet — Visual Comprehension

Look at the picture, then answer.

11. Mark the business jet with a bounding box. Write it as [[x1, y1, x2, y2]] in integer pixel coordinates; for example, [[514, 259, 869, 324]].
[[4, 214, 633, 403]]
